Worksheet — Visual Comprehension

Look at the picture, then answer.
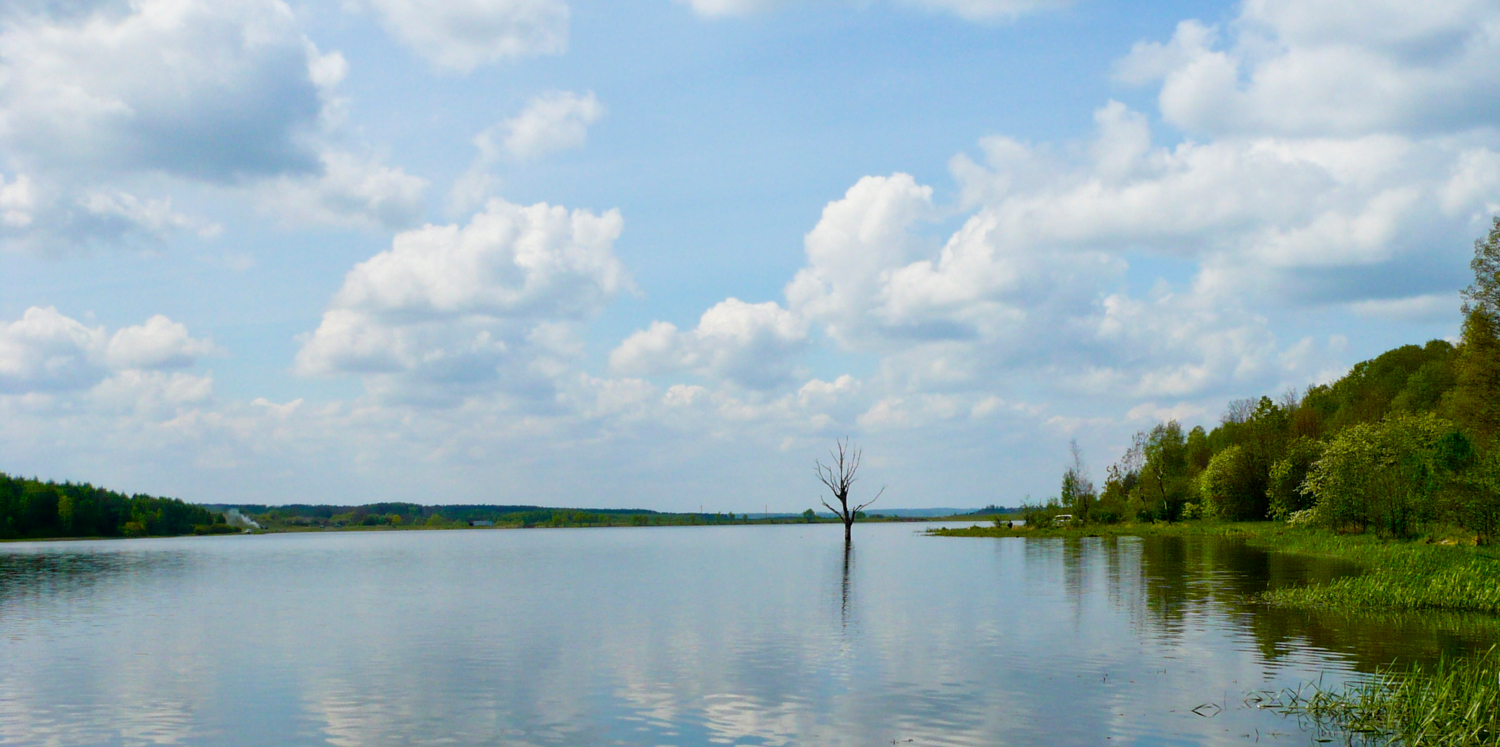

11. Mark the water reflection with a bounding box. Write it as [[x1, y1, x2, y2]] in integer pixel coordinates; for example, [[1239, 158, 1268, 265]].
[[0, 526, 1493, 746]]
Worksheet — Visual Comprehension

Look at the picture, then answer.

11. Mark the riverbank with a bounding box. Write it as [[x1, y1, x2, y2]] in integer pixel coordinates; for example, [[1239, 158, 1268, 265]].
[[929, 520, 1500, 615], [933, 520, 1500, 744]]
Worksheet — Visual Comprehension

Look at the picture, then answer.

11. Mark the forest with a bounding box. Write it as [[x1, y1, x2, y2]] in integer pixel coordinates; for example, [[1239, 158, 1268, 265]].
[[0, 473, 229, 540], [1037, 218, 1500, 541]]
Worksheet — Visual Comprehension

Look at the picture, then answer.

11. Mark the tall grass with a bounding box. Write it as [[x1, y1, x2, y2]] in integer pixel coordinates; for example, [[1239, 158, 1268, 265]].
[[1285, 647, 1500, 746], [1246, 528, 1500, 614]]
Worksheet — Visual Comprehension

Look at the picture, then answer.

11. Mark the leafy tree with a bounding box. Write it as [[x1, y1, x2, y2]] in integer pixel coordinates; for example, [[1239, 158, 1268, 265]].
[[1267, 437, 1325, 519], [1443, 308, 1500, 443], [1132, 422, 1192, 522], [1302, 414, 1463, 538], [1185, 426, 1211, 470], [1462, 216, 1500, 319], [1199, 445, 1259, 520], [1059, 439, 1096, 524]]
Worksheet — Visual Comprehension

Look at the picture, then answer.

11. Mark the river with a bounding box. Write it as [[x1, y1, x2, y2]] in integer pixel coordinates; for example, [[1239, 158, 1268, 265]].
[[1, 522, 1494, 745]]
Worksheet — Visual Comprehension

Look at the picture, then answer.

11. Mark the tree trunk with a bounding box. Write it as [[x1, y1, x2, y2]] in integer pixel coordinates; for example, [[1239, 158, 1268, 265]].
[[843, 519, 852, 545]]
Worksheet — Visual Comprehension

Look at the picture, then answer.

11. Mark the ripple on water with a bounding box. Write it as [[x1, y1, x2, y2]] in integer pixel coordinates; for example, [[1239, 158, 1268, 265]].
[[0, 525, 1484, 746]]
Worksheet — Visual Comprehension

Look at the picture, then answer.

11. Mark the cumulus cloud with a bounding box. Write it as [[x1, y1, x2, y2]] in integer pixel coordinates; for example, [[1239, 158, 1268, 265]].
[[496, 91, 605, 161], [105, 315, 221, 370], [0, 308, 216, 394], [678, 0, 1068, 20], [610, 299, 809, 389], [449, 91, 604, 212], [357, 0, 568, 72], [0, 0, 408, 248], [0, 0, 332, 182], [897, 0, 1072, 22], [0, 176, 219, 253], [1116, 1, 1500, 137], [262, 152, 428, 230], [674, 0, 779, 17], [297, 198, 630, 405]]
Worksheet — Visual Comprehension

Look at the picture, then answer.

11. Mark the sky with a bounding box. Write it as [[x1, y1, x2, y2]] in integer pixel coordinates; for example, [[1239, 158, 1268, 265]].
[[2, 0, 1498, 512]]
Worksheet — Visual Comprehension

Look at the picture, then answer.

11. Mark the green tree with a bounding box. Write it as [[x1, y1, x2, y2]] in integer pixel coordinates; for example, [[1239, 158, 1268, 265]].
[[1267, 437, 1325, 519], [1303, 413, 1461, 537], [1443, 309, 1500, 443], [1131, 422, 1192, 522], [1199, 445, 1259, 520], [1462, 216, 1500, 319], [1059, 439, 1096, 524]]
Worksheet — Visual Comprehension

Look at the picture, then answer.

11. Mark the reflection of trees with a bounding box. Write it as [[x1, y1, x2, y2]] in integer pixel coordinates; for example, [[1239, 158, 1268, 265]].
[[1058, 535, 1500, 674], [0, 549, 185, 614]]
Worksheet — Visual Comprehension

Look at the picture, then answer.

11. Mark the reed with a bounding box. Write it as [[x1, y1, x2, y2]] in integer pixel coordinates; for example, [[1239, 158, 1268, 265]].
[[1284, 647, 1500, 746], [930, 520, 1500, 614]]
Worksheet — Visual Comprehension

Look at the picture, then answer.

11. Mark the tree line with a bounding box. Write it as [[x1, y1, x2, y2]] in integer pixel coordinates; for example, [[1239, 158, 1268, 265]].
[[0, 473, 228, 540], [1038, 217, 1500, 541], [220, 503, 778, 529]]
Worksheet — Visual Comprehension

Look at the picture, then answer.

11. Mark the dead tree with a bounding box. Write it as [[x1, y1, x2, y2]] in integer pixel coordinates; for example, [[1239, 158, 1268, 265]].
[[816, 438, 885, 544]]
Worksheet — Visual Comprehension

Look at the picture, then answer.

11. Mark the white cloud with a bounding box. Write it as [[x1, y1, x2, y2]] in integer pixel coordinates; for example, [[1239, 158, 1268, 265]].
[[358, 0, 568, 73], [0, 173, 34, 228], [0, 0, 388, 250], [262, 151, 428, 230], [448, 91, 604, 212], [106, 316, 221, 370], [1, 178, 219, 253], [674, 0, 779, 17], [0, 307, 107, 394], [610, 299, 809, 389], [784, 173, 939, 347], [297, 198, 630, 405], [1117, 1, 1500, 137], [0, 308, 215, 394], [678, 0, 1069, 20], [497, 91, 605, 161], [0, 0, 332, 182], [897, 0, 1071, 22]]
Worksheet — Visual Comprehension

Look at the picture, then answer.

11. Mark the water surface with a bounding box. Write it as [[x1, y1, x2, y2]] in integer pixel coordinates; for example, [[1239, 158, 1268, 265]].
[[1, 523, 1494, 746]]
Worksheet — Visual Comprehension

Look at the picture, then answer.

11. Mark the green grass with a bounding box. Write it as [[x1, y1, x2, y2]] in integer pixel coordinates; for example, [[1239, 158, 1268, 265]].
[[929, 520, 1500, 615], [1281, 647, 1500, 746]]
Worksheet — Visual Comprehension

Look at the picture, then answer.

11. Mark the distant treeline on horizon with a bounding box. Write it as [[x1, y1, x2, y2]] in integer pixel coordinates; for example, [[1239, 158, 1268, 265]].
[[209, 503, 1009, 529], [0, 472, 230, 540]]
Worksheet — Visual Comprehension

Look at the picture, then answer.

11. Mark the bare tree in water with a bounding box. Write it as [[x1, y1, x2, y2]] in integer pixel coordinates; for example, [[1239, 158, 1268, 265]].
[[816, 438, 885, 544]]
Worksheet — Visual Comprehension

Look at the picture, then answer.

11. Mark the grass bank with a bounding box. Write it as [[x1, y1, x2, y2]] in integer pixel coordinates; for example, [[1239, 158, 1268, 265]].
[[929, 520, 1500, 615]]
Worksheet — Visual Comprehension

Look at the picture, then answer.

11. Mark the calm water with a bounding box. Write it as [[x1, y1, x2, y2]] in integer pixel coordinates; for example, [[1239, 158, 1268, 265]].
[[1, 523, 1496, 746]]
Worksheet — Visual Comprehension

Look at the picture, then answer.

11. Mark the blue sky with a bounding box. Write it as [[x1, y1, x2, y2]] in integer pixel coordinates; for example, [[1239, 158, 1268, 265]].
[[2, 0, 1496, 511]]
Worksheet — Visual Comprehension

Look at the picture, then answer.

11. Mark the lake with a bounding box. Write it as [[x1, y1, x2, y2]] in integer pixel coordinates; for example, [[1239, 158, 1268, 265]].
[[1, 522, 1495, 746]]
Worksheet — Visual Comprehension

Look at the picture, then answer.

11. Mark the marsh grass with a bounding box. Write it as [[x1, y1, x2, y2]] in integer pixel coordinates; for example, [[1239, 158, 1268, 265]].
[[930, 520, 1500, 614], [1243, 527, 1500, 615], [1280, 647, 1500, 746]]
